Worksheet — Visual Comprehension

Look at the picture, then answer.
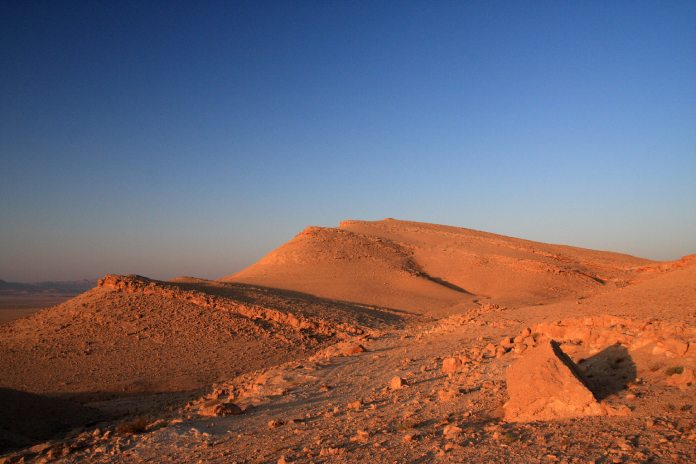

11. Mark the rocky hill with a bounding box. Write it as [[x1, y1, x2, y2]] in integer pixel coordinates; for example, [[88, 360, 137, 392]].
[[1, 219, 694, 463], [224, 219, 651, 314]]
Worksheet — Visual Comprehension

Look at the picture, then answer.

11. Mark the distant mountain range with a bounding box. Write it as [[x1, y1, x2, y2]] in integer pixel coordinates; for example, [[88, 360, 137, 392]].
[[0, 279, 95, 295]]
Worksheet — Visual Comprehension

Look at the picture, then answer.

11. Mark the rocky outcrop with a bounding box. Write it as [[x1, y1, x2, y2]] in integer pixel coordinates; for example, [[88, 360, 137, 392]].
[[528, 316, 694, 358], [637, 254, 696, 274], [97, 274, 365, 338]]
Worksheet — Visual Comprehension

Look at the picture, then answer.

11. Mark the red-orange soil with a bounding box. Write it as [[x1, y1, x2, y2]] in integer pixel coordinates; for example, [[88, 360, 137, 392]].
[[1, 219, 693, 463]]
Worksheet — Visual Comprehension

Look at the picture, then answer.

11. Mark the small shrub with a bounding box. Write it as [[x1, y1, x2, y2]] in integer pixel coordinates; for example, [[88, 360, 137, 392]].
[[665, 366, 684, 376]]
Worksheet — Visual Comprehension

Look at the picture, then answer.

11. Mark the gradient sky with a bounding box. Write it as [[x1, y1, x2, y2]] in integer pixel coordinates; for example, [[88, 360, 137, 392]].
[[1, 0, 695, 282]]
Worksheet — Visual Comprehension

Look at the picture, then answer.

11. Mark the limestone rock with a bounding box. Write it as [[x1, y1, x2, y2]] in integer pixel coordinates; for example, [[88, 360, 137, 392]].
[[504, 340, 604, 422]]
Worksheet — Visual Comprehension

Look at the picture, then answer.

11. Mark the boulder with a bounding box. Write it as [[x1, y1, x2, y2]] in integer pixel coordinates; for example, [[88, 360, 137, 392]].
[[504, 340, 604, 422]]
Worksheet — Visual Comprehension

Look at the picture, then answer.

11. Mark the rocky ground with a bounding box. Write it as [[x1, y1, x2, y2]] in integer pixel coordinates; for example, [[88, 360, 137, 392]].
[[1, 220, 694, 463], [4, 278, 694, 463]]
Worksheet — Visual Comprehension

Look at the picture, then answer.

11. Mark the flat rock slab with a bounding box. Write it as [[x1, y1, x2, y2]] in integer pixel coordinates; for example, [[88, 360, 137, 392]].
[[504, 340, 603, 422]]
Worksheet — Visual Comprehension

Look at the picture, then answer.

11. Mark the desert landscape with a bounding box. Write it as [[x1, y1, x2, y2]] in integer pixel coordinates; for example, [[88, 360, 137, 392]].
[[3, 2, 693, 463], [0, 280, 94, 324], [1, 219, 694, 463]]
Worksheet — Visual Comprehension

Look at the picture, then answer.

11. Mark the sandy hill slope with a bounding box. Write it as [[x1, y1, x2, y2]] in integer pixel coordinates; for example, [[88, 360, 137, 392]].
[[510, 253, 696, 325], [223, 219, 652, 315], [0, 274, 404, 398]]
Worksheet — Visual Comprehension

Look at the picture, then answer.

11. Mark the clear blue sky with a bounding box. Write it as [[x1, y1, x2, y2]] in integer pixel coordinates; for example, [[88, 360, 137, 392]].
[[1, 1, 695, 281]]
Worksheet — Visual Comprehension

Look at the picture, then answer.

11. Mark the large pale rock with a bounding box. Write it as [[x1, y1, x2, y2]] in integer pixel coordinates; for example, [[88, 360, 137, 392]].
[[504, 340, 603, 422]]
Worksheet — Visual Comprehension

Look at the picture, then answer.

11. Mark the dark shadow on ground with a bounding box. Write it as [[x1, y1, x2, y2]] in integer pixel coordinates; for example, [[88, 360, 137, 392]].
[[169, 279, 419, 326], [0, 387, 204, 455], [418, 273, 473, 294], [0, 388, 104, 453], [577, 344, 637, 400]]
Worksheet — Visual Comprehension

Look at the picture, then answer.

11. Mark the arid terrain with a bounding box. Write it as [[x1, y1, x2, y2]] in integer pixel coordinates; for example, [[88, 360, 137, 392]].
[[1, 219, 694, 463], [0, 280, 94, 324]]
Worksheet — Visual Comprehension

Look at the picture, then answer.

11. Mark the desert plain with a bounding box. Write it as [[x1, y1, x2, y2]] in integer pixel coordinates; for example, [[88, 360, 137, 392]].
[[1, 218, 694, 463]]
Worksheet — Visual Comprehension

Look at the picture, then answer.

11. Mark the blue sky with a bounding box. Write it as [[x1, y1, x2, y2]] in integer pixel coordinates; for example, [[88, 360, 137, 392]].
[[1, 0, 695, 281]]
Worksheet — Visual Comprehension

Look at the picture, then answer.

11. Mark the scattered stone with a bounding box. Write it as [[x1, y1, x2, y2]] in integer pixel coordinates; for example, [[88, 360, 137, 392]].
[[268, 419, 284, 429], [319, 447, 344, 456], [604, 404, 632, 417], [512, 343, 527, 355], [350, 430, 370, 443], [390, 376, 406, 390], [210, 402, 243, 417], [437, 388, 458, 402], [348, 400, 362, 411], [443, 424, 462, 438], [514, 328, 532, 344], [441, 357, 462, 374], [615, 437, 632, 451], [28, 443, 52, 454]]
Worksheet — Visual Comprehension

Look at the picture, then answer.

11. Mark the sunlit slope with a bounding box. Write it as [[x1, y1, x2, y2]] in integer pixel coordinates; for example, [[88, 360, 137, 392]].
[[223, 226, 474, 315], [224, 219, 653, 314]]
